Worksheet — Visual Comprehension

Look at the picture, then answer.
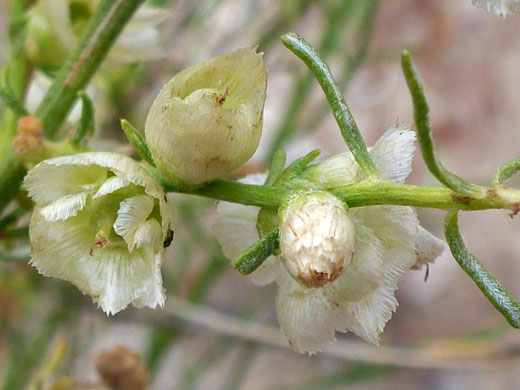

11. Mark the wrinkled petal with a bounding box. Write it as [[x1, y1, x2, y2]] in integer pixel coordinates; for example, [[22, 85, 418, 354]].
[[93, 176, 129, 199], [326, 221, 385, 303], [214, 173, 280, 286], [114, 195, 155, 251], [40, 192, 88, 221], [276, 272, 339, 354], [134, 219, 163, 249], [370, 123, 416, 184], [24, 161, 107, 205], [339, 206, 418, 344], [304, 152, 361, 188], [412, 225, 445, 270]]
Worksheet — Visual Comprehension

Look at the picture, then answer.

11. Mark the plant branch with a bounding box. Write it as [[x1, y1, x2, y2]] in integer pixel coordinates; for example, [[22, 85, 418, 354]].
[[36, 0, 146, 139]]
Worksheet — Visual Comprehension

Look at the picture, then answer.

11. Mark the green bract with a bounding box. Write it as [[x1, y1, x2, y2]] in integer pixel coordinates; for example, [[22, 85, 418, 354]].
[[145, 48, 267, 188], [24, 152, 174, 314]]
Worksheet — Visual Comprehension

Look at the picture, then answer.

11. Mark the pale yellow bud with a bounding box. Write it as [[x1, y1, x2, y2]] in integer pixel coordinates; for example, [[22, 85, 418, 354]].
[[145, 48, 267, 188], [279, 192, 356, 288]]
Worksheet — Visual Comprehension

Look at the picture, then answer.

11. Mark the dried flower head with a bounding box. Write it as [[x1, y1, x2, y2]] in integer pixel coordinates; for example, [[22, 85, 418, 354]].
[[145, 48, 267, 188], [96, 345, 148, 390], [279, 192, 356, 288], [214, 124, 445, 353], [25, 152, 174, 314]]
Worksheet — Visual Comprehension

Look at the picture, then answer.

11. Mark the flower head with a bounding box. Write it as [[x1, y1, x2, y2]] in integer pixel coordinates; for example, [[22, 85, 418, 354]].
[[470, 0, 520, 16], [214, 124, 445, 353], [25, 152, 174, 314], [279, 192, 356, 288], [145, 48, 267, 188]]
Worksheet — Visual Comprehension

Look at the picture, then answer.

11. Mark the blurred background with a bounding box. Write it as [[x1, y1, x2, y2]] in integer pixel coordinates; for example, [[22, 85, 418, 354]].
[[1, 0, 520, 389]]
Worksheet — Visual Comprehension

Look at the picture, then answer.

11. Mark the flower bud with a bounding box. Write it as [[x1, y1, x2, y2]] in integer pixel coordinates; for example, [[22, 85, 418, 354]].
[[145, 48, 267, 188], [279, 192, 356, 288], [24, 152, 174, 314]]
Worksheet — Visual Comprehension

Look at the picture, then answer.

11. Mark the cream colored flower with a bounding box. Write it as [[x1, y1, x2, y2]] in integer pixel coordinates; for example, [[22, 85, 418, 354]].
[[214, 124, 444, 353], [25, 0, 168, 72], [470, 0, 520, 16], [24, 152, 174, 314], [145, 48, 267, 188]]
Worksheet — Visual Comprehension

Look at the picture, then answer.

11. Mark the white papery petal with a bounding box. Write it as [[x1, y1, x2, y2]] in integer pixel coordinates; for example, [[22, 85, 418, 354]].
[[114, 195, 155, 251], [134, 219, 163, 249], [30, 208, 164, 314], [93, 176, 129, 199], [339, 206, 418, 344], [304, 152, 361, 188], [327, 222, 385, 303], [276, 272, 338, 354], [412, 225, 445, 270], [40, 192, 88, 221], [471, 0, 520, 16], [24, 161, 107, 206], [93, 246, 165, 314], [214, 173, 280, 286], [370, 124, 416, 184]]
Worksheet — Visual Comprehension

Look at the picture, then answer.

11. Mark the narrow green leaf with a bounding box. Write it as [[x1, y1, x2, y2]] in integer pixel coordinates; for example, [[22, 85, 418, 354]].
[[265, 0, 357, 162], [278, 149, 320, 183], [444, 211, 520, 328], [234, 228, 280, 275], [120, 119, 155, 166], [401, 51, 483, 198], [0, 65, 29, 117], [264, 148, 287, 186], [71, 91, 94, 145], [281, 33, 378, 178], [492, 156, 520, 187]]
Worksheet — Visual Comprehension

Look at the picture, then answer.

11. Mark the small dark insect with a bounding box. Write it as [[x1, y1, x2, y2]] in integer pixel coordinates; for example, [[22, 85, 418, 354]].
[[163, 229, 174, 248]]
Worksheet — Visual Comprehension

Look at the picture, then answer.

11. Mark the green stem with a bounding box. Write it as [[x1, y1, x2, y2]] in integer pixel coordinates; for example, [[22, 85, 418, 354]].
[[281, 33, 379, 178], [160, 172, 520, 212], [444, 211, 520, 328], [36, 0, 146, 139]]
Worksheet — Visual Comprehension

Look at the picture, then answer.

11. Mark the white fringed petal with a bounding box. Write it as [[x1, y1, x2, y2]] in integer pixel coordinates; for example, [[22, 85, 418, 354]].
[[304, 152, 361, 188], [471, 0, 520, 16], [276, 272, 338, 354], [412, 225, 445, 270], [327, 222, 385, 303], [24, 161, 107, 206], [370, 123, 416, 184], [93, 176, 129, 199], [114, 195, 155, 251], [214, 173, 280, 286], [40, 192, 88, 221], [338, 206, 418, 344]]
